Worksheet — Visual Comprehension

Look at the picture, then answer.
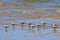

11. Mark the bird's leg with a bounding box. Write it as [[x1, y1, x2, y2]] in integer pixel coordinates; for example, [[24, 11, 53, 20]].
[[53, 27, 57, 33], [21, 24, 24, 30]]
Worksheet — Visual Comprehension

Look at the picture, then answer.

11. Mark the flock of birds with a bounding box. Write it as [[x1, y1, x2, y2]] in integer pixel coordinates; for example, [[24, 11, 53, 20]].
[[3, 21, 59, 33]]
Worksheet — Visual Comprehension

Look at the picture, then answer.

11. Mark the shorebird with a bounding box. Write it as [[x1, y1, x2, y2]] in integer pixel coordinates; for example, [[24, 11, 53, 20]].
[[36, 24, 41, 32], [30, 24, 36, 32], [10, 21, 16, 30], [52, 24, 58, 33], [28, 23, 32, 31], [20, 22, 25, 30], [28, 23, 32, 27], [20, 22, 25, 25], [42, 23, 47, 29], [4, 24, 9, 32]]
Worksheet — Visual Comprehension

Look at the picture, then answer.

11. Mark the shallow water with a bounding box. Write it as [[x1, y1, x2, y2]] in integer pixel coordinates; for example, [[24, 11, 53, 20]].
[[0, 0, 60, 40]]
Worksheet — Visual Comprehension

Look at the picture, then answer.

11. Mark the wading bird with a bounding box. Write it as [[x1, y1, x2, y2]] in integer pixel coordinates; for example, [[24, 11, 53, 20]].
[[30, 24, 36, 32], [4, 24, 9, 32], [36, 24, 41, 32], [28, 23, 32, 27], [28, 23, 32, 31], [52, 24, 58, 33], [42, 23, 47, 29], [20, 22, 25, 30]]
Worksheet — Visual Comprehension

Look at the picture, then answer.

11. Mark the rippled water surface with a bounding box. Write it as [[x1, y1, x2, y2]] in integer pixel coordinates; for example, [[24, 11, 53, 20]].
[[0, 0, 60, 40]]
